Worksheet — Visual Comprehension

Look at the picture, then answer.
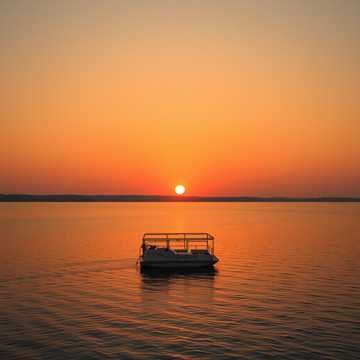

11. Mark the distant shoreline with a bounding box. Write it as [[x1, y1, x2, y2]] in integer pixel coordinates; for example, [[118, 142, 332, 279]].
[[1, 194, 360, 202]]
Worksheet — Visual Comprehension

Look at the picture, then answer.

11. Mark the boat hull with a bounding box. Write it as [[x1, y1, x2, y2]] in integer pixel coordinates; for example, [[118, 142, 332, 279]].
[[140, 256, 218, 269], [140, 262, 216, 269]]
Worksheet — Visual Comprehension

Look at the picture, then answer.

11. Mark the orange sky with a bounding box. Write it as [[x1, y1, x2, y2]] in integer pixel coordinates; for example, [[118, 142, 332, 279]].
[[1, 1, 360, 196]]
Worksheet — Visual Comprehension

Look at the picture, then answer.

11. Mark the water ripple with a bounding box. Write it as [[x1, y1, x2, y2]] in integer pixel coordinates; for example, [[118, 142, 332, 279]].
[[1, 203, 360, 359]]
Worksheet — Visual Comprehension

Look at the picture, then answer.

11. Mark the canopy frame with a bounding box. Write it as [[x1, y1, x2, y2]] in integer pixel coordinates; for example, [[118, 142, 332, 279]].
[[142, 232, 215, 254]]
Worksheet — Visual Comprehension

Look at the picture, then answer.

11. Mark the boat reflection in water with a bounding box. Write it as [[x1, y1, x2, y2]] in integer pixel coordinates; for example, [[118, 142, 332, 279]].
[[140, 265, 218, 308]]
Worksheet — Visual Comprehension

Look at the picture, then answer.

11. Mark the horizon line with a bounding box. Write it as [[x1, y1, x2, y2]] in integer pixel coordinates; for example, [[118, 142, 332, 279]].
[[1, 194, 360, 202]]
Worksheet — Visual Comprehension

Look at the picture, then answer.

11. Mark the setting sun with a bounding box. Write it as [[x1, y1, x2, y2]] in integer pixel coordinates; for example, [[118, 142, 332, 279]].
[[175, 185, 186, 195]]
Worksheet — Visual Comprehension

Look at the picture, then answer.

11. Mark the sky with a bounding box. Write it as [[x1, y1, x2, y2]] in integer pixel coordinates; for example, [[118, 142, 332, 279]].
[[1, 0, 360, 196]]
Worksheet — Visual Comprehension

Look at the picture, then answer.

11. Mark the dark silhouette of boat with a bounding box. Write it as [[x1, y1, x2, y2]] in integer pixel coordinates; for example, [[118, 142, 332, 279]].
[[138, 232, 219, 269]]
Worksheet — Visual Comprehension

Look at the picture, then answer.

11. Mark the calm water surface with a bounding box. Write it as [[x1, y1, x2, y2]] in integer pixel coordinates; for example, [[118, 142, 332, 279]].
[[0, 203, 359, 359]]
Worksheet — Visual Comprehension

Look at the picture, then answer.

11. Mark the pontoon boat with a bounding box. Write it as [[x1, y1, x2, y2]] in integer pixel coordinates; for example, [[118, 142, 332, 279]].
[[139, 232, 219, 269]]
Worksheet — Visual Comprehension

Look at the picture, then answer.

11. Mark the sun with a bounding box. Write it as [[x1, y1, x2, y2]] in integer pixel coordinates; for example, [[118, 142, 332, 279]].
[[175, 184, 186, 195]]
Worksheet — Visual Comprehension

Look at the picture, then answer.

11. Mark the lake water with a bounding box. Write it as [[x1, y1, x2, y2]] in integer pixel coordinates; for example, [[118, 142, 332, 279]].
[[0, 203, 359, 359]]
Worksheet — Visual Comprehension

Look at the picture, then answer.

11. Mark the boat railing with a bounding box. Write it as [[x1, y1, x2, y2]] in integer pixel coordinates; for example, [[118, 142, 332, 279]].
[[143, 232, 214, 240], [142, 232, 215, 255]]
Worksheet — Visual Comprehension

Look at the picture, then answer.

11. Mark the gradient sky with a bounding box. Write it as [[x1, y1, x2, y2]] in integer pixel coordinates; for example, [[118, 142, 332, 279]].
[[1, 0, 360, 196]]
